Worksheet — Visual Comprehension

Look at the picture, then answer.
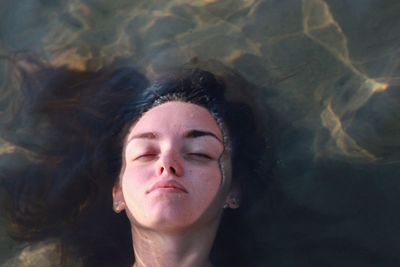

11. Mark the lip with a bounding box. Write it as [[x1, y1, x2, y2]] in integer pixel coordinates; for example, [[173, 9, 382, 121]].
[[146, 180, 188, 194]]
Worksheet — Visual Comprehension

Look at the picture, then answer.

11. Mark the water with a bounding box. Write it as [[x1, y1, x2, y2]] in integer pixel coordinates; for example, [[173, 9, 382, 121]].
[[0, 0, 399, 265]]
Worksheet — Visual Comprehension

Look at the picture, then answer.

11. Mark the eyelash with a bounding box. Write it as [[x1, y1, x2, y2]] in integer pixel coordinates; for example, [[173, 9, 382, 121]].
[[133, 153, 212, 161], [187, 153, 212, 160], [134, 153, 158, 161]]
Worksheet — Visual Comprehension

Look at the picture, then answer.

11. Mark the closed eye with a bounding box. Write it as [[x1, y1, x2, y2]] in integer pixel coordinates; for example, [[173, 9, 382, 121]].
[[186, 153, 213, 160], [134, 153, 158, 161]]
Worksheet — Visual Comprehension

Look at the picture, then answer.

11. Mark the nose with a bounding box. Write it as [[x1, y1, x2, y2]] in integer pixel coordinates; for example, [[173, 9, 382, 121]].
[[156, 150, 183, 177]]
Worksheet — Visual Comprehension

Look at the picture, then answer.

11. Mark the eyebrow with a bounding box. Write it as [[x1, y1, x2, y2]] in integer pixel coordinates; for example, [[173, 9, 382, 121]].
[[128, 132, 158, 142], [127, 130, 223, 144], [184, 130, 223, 143]]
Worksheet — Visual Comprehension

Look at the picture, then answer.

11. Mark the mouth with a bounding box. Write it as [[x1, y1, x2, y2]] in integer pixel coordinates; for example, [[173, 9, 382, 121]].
[[146, 180, 188, 194]]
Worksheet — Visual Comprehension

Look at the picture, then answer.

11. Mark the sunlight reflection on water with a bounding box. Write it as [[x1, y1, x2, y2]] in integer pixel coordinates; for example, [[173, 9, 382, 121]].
[[1, 0, 400, 265]]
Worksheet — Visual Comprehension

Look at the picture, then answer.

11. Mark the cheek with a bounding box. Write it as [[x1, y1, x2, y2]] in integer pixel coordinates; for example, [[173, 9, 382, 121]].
[[120, 166, 150, 196], [190, 165, 222, 196]]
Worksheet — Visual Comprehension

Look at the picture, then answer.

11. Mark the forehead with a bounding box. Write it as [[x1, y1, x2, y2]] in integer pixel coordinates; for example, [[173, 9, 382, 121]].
[[126, 101, 223, 140]]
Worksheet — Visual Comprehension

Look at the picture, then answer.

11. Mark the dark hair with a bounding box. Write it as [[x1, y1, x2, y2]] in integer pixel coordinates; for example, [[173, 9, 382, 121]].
[[0, 55, 271, 267]]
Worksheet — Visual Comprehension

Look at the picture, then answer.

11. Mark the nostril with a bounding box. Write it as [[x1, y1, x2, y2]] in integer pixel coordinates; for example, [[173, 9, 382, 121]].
[[158, 163, 181, 176], [169, 166, 176, 174]]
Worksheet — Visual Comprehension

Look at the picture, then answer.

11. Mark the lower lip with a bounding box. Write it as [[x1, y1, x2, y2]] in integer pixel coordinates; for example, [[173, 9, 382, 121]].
[[151, 187, 186, 193]]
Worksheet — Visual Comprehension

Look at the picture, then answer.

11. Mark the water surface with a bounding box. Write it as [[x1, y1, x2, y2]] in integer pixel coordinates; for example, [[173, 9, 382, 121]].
[[0, 0, 399, 265]]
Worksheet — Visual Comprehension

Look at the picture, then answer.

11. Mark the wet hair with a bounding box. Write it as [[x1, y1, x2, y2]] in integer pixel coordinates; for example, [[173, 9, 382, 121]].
[[0, 55, 271, 267], [0, 54, 149, 266]]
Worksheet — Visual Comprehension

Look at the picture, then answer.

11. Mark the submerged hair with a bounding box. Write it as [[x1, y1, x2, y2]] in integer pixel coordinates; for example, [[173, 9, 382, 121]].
[[0, 55, 273, 267]]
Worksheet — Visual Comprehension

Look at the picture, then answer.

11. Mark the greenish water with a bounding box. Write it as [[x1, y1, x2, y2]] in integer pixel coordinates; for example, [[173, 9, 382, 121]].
[[1, 0, 400, 266]]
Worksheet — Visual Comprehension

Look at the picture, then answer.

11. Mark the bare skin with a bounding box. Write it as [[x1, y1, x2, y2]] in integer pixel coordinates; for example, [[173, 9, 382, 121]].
[[130, 220, 218, 267], [113, 102, 238, 267]]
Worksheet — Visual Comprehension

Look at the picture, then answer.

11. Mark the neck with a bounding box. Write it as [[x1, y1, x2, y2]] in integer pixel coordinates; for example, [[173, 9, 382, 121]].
[[130, 222, 219, 267]]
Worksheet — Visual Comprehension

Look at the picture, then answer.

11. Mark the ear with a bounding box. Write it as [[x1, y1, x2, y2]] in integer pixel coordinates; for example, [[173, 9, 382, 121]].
[[112, 182, 126, 213], [224, 184, 241, 209]]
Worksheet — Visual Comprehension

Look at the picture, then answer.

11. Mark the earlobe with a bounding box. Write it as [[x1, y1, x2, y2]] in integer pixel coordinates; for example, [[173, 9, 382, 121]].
[[224, 196, 240, 209], [223, 184, 241, 209], [113, 201, 126, 213], [112, 183, 126, 213]]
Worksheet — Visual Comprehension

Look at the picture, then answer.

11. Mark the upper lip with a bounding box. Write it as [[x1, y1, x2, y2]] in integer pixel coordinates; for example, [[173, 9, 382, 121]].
[[146, 180, 188, 194]]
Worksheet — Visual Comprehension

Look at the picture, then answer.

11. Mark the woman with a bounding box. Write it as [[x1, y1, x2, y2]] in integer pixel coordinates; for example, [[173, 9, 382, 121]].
[[0, 55, 271, 267]]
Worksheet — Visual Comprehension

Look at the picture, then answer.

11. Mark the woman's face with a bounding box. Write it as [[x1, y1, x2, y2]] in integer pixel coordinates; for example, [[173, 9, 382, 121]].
[[113, 101, 233, 232]]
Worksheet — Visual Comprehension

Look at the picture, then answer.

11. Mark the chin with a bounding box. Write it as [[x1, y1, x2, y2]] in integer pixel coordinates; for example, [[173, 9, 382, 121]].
[[139, 208, 199, 231], [155, 209, 193, 223]]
